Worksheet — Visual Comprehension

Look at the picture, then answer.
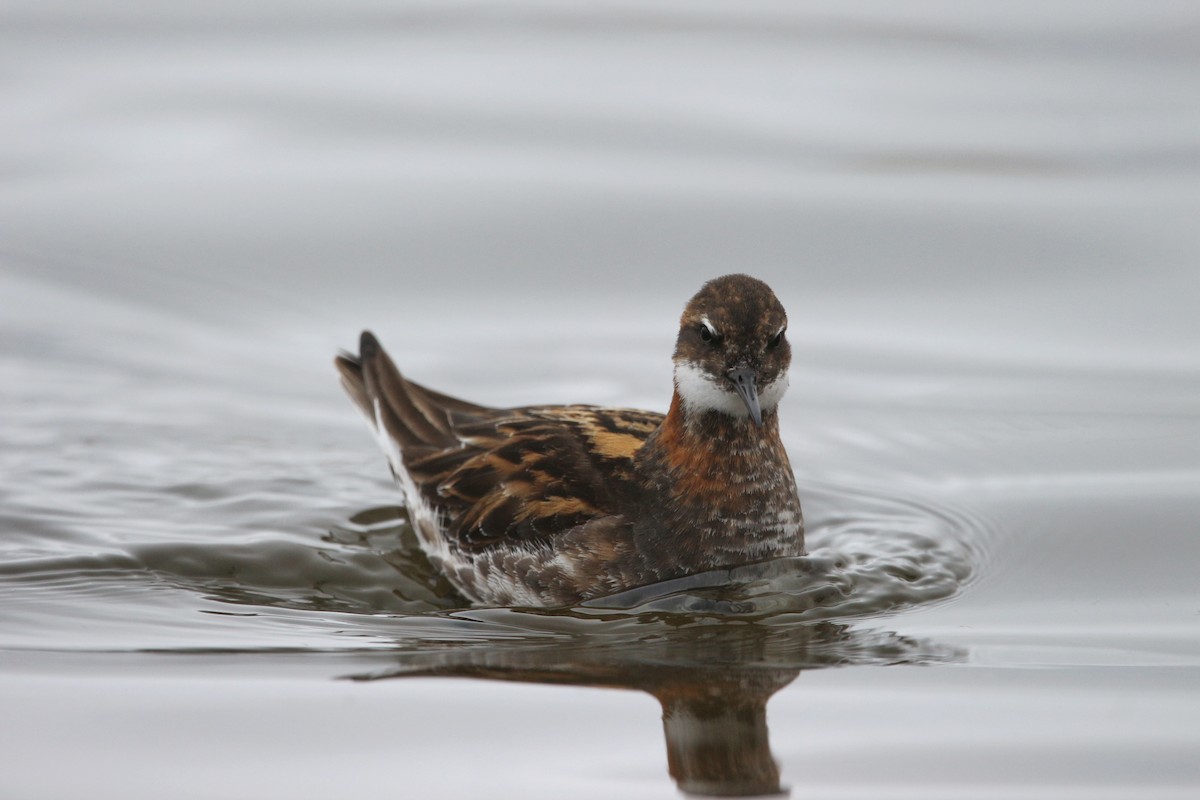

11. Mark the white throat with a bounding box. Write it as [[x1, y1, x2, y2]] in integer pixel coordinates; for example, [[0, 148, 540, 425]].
[[673, 361, 788, 419]]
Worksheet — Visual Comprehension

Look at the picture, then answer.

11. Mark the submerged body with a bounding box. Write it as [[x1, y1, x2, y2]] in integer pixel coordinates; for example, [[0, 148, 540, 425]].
[[336, 274, 804, 606]]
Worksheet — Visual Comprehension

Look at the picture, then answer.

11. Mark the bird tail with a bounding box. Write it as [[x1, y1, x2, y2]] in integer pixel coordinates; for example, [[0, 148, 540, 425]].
[[334, 330, 489, 452]]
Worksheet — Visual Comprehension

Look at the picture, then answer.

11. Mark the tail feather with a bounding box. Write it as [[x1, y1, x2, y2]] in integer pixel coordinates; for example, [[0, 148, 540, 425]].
[[334, 351, 372, 420], [334, 330, 489, 452]]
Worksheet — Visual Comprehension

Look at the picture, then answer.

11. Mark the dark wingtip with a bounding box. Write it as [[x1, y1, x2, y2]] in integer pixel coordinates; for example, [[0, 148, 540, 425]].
[[359, 330, 381, 359]]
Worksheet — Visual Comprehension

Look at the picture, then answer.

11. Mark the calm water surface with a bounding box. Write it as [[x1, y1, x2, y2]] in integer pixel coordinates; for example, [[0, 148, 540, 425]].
[[2, 2, 1199, 798]]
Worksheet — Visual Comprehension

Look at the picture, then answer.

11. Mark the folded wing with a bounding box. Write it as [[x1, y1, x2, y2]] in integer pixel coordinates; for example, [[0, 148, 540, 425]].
[[336, 331, 662, 553]]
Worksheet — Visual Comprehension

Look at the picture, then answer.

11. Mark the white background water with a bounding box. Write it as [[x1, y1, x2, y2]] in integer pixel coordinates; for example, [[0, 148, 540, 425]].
[[2, 2, 1199, 798]]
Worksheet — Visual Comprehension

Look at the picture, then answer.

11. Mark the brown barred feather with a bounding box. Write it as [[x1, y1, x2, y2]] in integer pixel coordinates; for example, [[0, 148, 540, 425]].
[[338, 332, 660, 554]]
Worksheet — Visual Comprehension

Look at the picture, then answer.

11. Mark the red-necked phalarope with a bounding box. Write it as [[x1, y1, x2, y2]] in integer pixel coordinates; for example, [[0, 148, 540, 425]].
[[335, 274, 804, 606]]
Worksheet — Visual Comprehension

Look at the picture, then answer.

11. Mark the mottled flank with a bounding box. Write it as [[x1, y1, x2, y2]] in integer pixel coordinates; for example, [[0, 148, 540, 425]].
[[336, 274, 804, 607]]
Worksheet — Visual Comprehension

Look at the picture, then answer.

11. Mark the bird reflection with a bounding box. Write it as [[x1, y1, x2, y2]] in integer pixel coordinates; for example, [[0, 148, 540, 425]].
[[344, 618, 961, 796], [655, 662, 794, 796], [153, 505, 968, 795], [321, 506, 965, 796]]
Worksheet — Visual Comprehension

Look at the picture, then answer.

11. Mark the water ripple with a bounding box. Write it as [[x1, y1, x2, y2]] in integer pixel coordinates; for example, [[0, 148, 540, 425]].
[[0, 476, 982, 667]]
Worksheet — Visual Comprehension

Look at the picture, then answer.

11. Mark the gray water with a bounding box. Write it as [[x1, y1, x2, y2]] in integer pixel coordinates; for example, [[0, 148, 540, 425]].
[[2, 2, 1199, 798]]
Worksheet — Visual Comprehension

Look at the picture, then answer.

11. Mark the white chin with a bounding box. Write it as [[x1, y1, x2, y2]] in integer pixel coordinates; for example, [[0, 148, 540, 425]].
[[674, 362, 788, 418]]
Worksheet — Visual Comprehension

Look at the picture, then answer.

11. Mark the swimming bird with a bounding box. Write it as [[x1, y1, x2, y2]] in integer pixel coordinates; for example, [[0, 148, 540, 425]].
[[335, 274, 804, 607]]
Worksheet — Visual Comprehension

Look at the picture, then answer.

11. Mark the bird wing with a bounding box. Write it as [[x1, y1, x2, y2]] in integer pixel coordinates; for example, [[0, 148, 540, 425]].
[[336, 330, 662, 553], [407, 405, 662, 552]]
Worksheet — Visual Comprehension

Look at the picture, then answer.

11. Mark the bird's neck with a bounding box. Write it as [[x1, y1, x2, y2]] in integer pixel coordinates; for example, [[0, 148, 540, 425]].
[[633, 392, 803, 569], [648, 392, 784, 479]]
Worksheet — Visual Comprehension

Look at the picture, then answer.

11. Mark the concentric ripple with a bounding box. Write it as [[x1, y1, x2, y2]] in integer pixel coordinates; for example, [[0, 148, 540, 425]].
[[0, 476, 982, 669], [190, 486, 974, 621]]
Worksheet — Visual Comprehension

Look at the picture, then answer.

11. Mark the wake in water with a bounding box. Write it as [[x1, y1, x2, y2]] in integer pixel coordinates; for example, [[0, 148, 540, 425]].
[[0, 477, 980, 667], [324, 479, 979, 623], [118, 479, 979, 623]]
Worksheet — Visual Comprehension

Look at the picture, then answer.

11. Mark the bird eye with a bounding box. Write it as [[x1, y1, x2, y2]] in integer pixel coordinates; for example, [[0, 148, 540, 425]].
[[698, 322, 720, 344], [767, 329, 786, 349]]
